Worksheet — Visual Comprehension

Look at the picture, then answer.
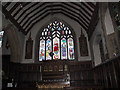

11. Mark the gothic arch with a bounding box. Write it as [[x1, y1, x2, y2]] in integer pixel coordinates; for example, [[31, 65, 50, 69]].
[[35, 18, 78, 62], [79, 29, 89, 57], [93, 33, 102, 66], [4, 24, 21, 62]]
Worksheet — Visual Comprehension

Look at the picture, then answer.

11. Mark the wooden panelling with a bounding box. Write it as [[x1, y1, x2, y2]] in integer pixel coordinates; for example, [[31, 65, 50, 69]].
[[2, 56, 120, 89], [93, 56, 120, 88], [2, 59, 93, 88]]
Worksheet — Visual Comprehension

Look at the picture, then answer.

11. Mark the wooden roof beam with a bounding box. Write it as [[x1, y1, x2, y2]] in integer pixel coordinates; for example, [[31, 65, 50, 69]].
[[2, 5, 26, 34], [23, 7, 88, 31], [25, 10, 88, 35]]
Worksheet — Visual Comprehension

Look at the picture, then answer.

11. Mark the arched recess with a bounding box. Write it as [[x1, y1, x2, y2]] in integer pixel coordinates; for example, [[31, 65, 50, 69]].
[[92, 33, 102, 66], [79, 29, 90, 57], [99, 3, 109, 60], [4, 24, 21, 62], [35, 18, 78, 62]]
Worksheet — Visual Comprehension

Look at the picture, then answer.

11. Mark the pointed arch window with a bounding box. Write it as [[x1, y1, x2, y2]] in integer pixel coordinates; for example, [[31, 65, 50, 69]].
[[39, 21, 75, 61]]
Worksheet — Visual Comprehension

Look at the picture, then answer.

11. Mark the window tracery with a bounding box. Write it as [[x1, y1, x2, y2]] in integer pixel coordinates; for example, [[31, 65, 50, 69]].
[[39, 21, 74, 61]]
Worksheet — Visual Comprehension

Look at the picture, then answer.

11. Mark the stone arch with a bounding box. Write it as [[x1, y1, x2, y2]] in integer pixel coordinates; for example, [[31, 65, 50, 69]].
[[4, 24, 21, 62], [35, 17, 78, 62], [92, 33, 102, 66]]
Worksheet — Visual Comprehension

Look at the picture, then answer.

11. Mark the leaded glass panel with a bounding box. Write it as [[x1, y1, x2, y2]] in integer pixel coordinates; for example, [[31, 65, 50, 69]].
[[39, 20, 74, 61]]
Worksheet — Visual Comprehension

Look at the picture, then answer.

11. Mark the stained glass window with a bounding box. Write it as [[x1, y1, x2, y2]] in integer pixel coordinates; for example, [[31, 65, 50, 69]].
[[68, 38, 74, 59], [53, 37, 60, 59], [0, 31, 4, 48], [39, 20, 75, 61], [61, 38, 67, 59], [39, 39, 45, 61], [46, 39, 52, 60]]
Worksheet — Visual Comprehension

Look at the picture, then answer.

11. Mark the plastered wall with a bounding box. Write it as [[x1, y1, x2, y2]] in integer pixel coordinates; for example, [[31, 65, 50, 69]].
[[1, 12, 25, 62]]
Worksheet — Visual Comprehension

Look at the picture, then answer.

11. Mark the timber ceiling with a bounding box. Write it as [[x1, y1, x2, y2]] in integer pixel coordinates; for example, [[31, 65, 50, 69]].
[[1, 2, 99, 37]]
